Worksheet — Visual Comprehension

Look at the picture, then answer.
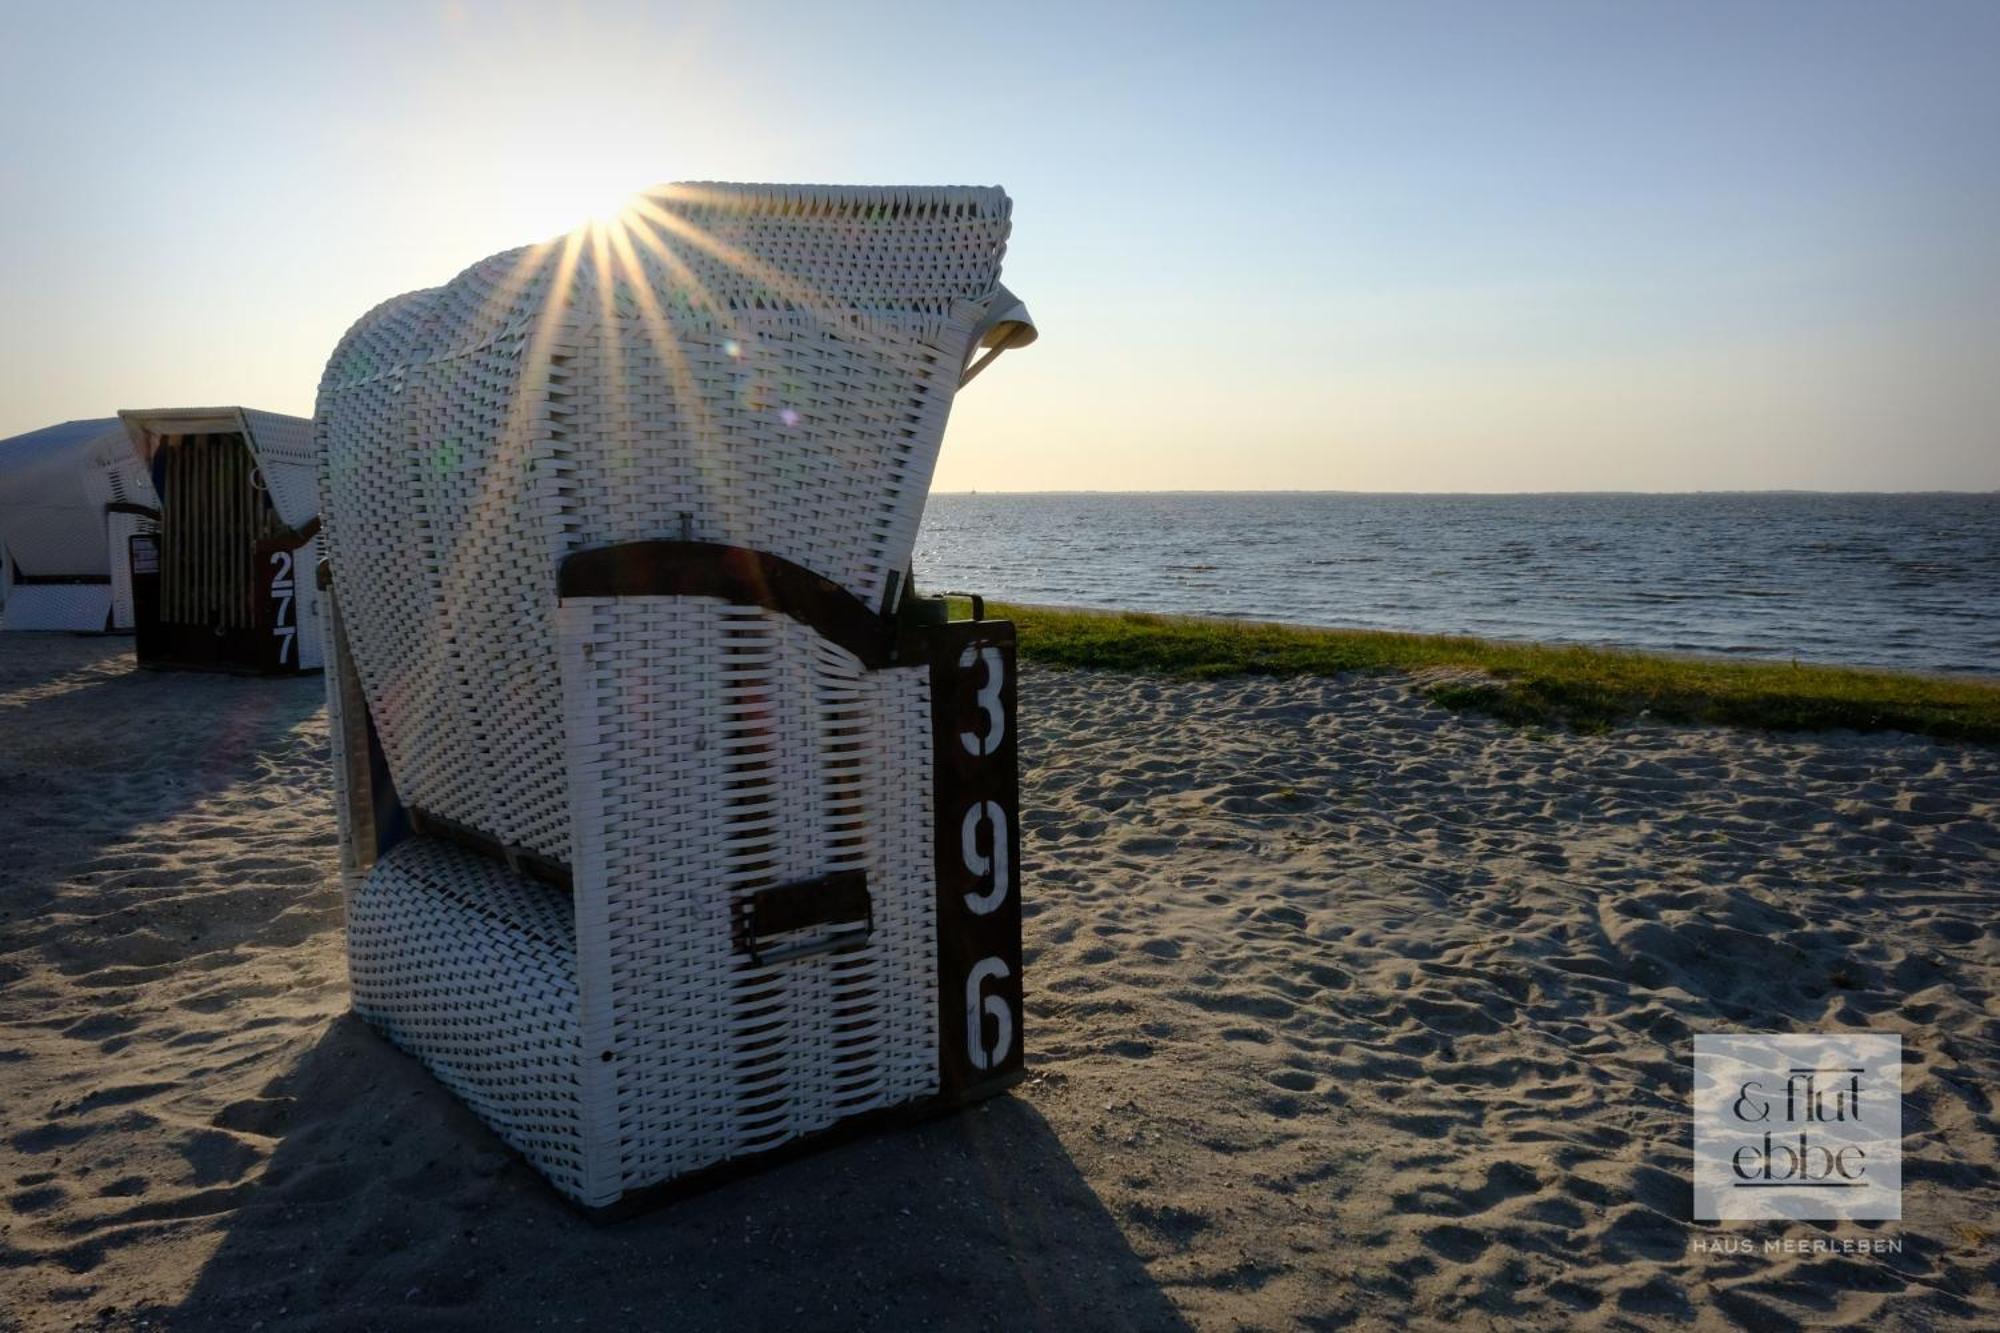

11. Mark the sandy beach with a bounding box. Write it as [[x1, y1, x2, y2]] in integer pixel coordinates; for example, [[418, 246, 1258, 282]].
[[1, 631, 1996, 1331]]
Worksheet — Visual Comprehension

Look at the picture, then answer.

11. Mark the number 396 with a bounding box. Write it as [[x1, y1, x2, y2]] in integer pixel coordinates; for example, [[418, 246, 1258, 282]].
[[957, 641, 1013, 1072]]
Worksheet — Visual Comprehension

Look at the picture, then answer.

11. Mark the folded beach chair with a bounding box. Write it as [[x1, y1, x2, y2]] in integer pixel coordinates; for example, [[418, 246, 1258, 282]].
[[316, 183, 1034, 1213]]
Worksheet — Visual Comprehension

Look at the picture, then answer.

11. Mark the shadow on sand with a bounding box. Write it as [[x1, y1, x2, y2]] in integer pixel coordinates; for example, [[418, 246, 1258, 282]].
[[0, 651, 326, 932], [0, 632, 137, 697], [156, 1015, 1185, 1331]]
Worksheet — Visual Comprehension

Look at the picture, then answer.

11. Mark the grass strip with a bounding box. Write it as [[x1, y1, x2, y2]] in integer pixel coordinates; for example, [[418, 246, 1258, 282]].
[[952, 600, 2000, 742]]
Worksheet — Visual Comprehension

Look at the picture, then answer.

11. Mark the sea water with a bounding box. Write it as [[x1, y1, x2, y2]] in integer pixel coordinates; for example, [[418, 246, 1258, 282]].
[[914, 492, 2000, 675]]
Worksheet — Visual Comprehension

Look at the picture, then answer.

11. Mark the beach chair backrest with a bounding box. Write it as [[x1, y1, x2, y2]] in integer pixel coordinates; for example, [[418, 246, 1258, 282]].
[[318, 184, 1027, 857]]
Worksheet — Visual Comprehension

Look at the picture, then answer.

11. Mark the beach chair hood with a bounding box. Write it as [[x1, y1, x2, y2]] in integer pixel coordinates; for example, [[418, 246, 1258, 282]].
[[318, 182, 1030, 859]]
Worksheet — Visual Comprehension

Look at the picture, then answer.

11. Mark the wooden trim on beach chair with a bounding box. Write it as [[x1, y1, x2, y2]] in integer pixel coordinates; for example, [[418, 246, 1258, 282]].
[[733, 871, 874, 965], [557, 540, 897, 667], [255, 515, 321, 553], [323, 578, 408, 875], [915, 618, 1025, 1100], [406, 805, 574, 892]]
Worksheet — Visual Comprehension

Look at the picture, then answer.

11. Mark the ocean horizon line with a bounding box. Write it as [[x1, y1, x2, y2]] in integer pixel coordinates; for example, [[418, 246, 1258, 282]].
[[916, 491, 2000, 676], [930, 488, 2000, 498]]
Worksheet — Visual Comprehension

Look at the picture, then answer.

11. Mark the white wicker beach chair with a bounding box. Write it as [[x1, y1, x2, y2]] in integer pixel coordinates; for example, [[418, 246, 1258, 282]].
[[116, 407, 323, 674], [0, 418, 157, 631], [317, 183, 1034, 1213]]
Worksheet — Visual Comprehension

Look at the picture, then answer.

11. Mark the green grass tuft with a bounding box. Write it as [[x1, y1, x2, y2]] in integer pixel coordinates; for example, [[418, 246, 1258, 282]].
[[950, 600, 2000, 743]]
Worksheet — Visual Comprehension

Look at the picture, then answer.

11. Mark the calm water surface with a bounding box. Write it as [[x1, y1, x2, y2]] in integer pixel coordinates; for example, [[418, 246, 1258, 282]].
[[913, 493, 2000, 675]]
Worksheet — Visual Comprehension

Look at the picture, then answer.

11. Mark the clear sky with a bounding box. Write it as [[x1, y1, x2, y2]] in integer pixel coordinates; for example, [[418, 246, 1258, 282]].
[[3, 1, 1996, 491]]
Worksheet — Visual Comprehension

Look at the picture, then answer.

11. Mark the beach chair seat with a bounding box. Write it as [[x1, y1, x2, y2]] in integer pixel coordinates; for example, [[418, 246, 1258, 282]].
[[317, 184, 1033, 1213]]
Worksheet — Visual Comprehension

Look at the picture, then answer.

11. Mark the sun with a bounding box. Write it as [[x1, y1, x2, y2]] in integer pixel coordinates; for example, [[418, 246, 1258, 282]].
[[496, 165, 652, 243], [581, 188, 639, 229]]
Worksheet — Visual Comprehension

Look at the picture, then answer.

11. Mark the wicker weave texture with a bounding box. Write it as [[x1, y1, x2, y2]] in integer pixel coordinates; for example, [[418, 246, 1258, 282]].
[[348, 836, 588, 1197], [241, 408, 320, 531], [318, 184, 1017, 858], [342, 601, 937, 1207], [559, 598, 937, 1199]]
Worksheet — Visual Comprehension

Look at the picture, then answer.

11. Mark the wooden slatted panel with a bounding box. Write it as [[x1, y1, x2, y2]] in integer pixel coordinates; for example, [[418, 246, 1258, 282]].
[[157, 432, 277, 629]]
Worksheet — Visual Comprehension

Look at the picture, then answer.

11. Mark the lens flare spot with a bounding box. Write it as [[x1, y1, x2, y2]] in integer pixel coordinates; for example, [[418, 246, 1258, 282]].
[[723, 339, 742, 359], [780, 408, 801, 428]]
